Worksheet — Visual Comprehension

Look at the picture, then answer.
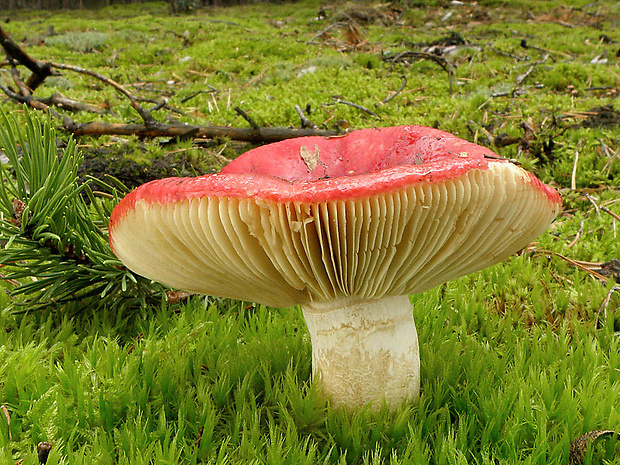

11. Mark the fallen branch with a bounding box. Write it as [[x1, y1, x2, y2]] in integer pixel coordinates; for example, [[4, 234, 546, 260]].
[[0, 25, 340, 144], [41, 93, 109, 114], [51, 61, 154, 124], [68, 121, 339, 143], [2, 75, 107, 115], [0, 81, 74, 128], [331, 96, 382, 120], [533, 248, 620, 284], [0, 25, 58, 91]]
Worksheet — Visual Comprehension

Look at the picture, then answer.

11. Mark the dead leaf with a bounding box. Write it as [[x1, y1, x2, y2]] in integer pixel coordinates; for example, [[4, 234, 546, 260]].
[[569, 430, 619, 465]]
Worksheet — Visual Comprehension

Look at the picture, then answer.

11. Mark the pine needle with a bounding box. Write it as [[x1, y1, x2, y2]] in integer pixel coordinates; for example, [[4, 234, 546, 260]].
[[0, 109, 165, 313]]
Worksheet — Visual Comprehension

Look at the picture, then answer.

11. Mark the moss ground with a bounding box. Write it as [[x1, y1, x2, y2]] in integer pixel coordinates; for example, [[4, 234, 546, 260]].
[[0, 0, 620, 463]]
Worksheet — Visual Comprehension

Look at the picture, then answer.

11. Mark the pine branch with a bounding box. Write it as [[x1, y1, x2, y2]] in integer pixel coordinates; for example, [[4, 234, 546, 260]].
[[0, 109, 165, 313]]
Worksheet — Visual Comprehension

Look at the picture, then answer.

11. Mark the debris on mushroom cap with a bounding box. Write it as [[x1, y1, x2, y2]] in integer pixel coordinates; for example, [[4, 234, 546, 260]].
[[109, 126, 561, 308]]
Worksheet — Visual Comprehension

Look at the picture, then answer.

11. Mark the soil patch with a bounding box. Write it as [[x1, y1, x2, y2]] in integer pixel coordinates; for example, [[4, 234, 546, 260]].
[[78, 146, 208, 191]]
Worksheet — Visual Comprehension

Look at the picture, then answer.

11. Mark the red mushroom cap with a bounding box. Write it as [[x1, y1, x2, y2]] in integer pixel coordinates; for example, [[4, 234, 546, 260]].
[[111, 126, 559, 215], [109, 126, 561, 307]]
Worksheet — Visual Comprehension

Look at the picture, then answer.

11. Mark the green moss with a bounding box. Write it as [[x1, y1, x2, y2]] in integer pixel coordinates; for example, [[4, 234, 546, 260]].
[[353, 53, 382, 70]]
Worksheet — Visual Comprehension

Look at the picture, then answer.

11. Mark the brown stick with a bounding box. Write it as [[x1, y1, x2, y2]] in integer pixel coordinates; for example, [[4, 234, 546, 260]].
[[39, 93, 109, 114], [0, 25, 56, 91], [50, 62, 154, 124], [294, 104, 317, 129], [233, 106, 259, 130], [534, 249, 609, 283], [10, 62, 31, 97], [381, 75, 408, 104], [0, 82, 75, 128], [331, 97, 382, 120], [601, 205, 620, 222], [50, 62, 134, 101], [69, 121, 339, 143]]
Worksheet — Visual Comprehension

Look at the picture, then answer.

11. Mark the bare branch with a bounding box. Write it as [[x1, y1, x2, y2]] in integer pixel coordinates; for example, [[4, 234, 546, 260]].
[[50, 62, 154, 124], [331, 97, 382, 120], [381, 75, 407, 104], [0, 25, 57, 91], [68, 121, 339, 143], [295, 104, 317, 129], [234, 106, 260, 130]]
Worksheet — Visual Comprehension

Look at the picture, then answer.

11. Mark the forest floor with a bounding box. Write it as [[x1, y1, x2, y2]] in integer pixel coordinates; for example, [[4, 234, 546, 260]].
[[0, 0, 619, 464]]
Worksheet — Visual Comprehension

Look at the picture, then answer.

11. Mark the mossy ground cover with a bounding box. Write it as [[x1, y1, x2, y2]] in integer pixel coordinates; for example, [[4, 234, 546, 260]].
[[0, 1, 620, 463]]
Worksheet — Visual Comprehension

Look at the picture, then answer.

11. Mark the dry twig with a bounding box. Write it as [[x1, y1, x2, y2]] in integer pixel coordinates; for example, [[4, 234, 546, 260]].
[[0, 25, 57, 90], [533, 249, 610, 283], [571, 150, 579, 190], [381, 75, 407, 104], [567, 219, 585, 248], [331, 96, 382, 119], [601, 205, 620, 222], [595, 286, 620, 329], [234, 106, 260, 130], [584, 193, 601, 216], [515, 55, 549, 85], [294, 104, 317, 129]]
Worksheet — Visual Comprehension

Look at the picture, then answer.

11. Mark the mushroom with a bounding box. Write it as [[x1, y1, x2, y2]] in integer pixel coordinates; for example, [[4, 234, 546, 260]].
[[109, 125, 561, 410]]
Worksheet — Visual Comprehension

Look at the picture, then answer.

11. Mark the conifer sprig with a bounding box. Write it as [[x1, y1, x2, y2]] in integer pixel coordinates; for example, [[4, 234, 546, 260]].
[[0, 110, 164, 312]]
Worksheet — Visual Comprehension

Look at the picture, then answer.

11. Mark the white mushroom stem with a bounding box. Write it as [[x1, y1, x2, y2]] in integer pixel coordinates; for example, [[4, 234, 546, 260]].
[[301, 295, 419, 410]]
